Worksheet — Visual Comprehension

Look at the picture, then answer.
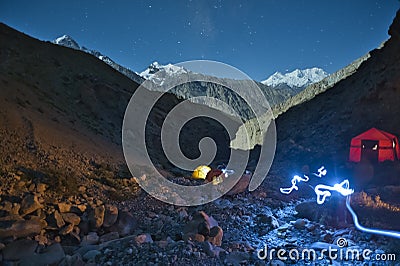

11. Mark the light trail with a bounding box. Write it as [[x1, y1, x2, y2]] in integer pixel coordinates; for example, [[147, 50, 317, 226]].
[[280, 174, 310, 194], [346, 196, 400, 239], [279, 166, 400, 239], [314, 179, 354, 204]]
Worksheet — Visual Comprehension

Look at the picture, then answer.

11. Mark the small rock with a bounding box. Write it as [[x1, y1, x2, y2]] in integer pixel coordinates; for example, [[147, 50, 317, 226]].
[[294, 219, 306, 230], [28, 183, 36, 192], [208, 226, 223, 246], [10, 203, 21, 215], [2, 239, 38, 260], [99, 231, 119, 243], [322, 233, 333, 243], [103, 205, 118, 227], [36, 183, 47, 194], [194, 234, 205, 242], [109, 211, 137, 236], [35, 234, 49, 245], [157, 240, 168, 248], [71, 226, 81, 242], [76, 204, 87, 213], [226, 171, 252, 195], [202, 241, 225, 258], [54, 210, 65, 228], [1, 201, 13, 213], [310, 242, 340, 250], [59, 224, 74, 235], [81, 232, 99, 245], [58, 203, 72, 213], [270, 260, 285, 266], [333, 228, 350, 237], [62, 253, 84, 266], [61, 212, 81, 225], [295, 201, 322, 221], [89, 205, 105, 228], [277, 224, 290, 232], [20, 194, 42, 216], [225, 251, 250, 265], [83, 250, 101, 262], [178, 209, 188, 220], [183, 211, 218, 239], [258, 214, 279, 229], [17, 180, 26, 188], [135, 234, 153, 245], [147, 211, 158, 219], [306, 223, 317, 232]]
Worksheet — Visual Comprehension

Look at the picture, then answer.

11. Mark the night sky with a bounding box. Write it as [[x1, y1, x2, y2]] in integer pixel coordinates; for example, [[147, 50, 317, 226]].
[[1, 0, 399, 81]]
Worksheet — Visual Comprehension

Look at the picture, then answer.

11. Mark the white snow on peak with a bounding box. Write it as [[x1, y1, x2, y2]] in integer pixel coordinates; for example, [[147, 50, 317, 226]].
[[54, 35, 68, 44], [139, 61, 188, 80], [261, 67, 328, 88], [53, 35, 80, 50]]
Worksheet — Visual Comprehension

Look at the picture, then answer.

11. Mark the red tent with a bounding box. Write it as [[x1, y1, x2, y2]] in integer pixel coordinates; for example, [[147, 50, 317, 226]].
[[349, 128, 400, 162]]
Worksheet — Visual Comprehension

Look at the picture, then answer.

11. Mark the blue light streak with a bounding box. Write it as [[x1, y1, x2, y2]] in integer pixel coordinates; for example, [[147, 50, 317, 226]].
[[279, 166, 400, 239], [346, 196, 400, 239]]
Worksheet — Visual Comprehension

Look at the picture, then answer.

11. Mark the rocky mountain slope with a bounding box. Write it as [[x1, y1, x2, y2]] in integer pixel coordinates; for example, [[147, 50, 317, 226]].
[[53, 35, 144, 84]]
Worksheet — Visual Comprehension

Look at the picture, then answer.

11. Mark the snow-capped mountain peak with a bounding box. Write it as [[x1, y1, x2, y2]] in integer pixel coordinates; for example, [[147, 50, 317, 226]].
[[139, 61, 188, 80], [54, 35, 80, 50], [262, 67, 328, 88]]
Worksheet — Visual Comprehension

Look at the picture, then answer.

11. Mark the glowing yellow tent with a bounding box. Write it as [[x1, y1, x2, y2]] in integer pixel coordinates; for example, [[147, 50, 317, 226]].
[[192, 165, 211, 179]]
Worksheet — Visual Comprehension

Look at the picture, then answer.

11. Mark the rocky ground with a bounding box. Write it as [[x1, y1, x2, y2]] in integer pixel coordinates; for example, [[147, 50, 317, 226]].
[[0, 167, 399, 266]]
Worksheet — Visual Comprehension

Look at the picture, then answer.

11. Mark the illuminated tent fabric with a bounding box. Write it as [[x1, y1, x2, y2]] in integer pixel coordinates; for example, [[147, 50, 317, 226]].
[[192, 165, 211, 179], [349, 128, 400, 162]]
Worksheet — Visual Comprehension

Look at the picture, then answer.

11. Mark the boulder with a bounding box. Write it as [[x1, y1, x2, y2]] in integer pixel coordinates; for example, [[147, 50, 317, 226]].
[[183, 211, 223, 246], [54, 210, 65, 228], [109, 210, 138, 236], [19, 243, 65, 266], [257, 214, 279, 229], [59, 224, 74, 235], [294, 219, 306, 230], [208, 226, 223, 246], [89, 205, 105, 228], [226, 171, 252, 195], [61, 212, 81, 225], [20, 194, 42, 216], [81, 232, 99, 246], [57, 203, 72, 213], [2, 239, 38, 261], [0, 217, 47, 239], [61, 253, 85, 266], [103, 204, 118, 227], [82, 250, 101, 262], [36, 183, 47, 194], [99, 231, 119, 243]]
